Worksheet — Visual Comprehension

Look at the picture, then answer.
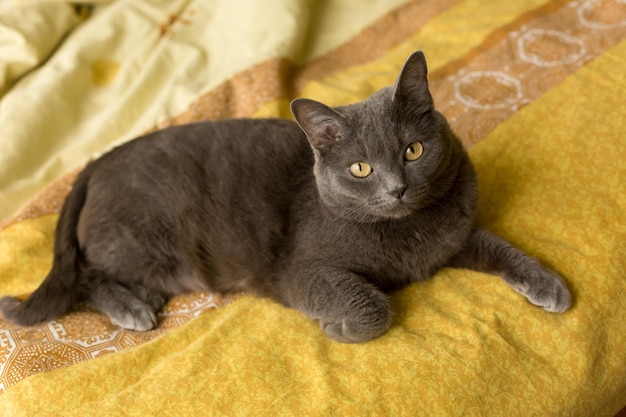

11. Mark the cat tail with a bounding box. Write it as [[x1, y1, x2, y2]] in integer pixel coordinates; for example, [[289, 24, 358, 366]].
[[0, 162, 95, 326]]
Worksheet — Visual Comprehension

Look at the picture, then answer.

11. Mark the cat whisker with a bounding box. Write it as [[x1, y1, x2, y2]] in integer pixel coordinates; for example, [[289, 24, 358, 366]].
[[333, 205, 366, 239]]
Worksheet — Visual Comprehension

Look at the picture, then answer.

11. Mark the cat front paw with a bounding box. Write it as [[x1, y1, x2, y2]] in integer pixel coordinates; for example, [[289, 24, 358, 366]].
[[320, 310, 392, 343], [509, 263, 572, 313], [320, 320, 384, 343]]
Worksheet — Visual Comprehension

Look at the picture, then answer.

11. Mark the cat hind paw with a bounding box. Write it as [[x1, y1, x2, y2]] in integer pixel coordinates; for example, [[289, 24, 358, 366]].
[[110, 307, 157, 331]]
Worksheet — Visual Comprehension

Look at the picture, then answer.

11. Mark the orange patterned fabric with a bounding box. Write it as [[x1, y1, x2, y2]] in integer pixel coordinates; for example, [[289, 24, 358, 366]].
[[0, 291, 239, 391]]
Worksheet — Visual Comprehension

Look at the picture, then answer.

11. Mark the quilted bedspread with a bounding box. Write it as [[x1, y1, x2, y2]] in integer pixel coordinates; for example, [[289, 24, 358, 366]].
[[1, 0, 625, 415]]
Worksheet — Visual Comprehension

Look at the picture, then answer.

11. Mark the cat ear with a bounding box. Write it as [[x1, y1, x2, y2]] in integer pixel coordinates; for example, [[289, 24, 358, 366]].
[[290, 98, 345, 150], [392, 51, 434, 114]]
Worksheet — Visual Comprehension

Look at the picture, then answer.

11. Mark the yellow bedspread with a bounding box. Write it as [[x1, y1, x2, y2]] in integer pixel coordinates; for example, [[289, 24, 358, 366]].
[[1, 0, 625, 415]]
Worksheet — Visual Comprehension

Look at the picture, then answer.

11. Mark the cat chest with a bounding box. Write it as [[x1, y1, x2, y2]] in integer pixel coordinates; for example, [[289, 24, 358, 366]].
[[316, 232, 444, 290], [341, 218, 472, 289], [368, 236, 452, 286]]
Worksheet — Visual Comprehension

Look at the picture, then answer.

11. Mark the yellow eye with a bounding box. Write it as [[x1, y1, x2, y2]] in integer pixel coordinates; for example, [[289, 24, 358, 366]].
[[404, 141, 424, 161], [349, 162, 372, 178]]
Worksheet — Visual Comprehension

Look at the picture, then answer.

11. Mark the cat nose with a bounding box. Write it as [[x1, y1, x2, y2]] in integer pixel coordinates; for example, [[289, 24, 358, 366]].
[[389, 186, 407, 200]]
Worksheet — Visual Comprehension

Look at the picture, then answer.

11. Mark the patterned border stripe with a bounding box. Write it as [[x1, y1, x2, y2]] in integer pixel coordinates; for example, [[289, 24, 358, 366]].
[[429, 0, 626, 144]]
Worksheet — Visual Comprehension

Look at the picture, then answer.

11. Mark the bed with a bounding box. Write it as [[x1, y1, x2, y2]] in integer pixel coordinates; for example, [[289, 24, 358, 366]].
[[1, 0, 625, 415]]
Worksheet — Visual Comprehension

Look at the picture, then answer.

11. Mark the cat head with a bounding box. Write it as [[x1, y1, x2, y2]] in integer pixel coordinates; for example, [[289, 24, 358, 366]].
[[291, 51, 463, 222]]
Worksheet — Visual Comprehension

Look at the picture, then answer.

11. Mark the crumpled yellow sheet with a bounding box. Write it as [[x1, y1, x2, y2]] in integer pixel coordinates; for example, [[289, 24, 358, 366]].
[[1, 36, 625, 417]]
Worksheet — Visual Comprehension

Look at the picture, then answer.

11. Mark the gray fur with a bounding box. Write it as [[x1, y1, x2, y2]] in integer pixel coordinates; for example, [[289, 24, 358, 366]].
[[0, 52, 571, 342]]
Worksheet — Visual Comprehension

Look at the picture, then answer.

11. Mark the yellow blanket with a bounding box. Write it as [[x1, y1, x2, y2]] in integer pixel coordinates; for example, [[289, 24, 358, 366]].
[[1, 0, 625, 415]]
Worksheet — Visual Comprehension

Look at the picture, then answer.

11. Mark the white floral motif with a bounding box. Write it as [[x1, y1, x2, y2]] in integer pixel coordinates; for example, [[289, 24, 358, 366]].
[[577, 0, 626, 29], [453, 71, 522, 110], [517, 29, 586, 66]]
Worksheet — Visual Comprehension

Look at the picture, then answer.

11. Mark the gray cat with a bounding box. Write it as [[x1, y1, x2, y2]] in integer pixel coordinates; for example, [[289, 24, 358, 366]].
[[0, 52, 571, 343]]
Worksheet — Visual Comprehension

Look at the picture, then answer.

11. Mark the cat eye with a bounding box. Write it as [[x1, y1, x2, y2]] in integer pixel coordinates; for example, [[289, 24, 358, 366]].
[[349, 162, 372, 178], [404, 141, 424, 161]]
